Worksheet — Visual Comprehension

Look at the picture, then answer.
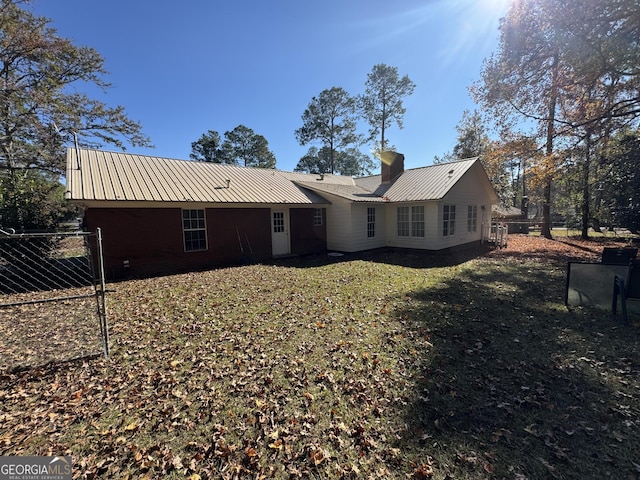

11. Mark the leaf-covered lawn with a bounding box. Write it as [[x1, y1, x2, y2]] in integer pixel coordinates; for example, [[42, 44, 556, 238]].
[[1, 235, 639, 479]]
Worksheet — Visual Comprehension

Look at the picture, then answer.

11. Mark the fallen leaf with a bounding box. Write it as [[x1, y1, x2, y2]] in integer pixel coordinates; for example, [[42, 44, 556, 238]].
[[171, 454, 184, 470], [268, 438, 283, 450], [124, 420, 139, 431], [245, 447, 258, 458], [310, 447, 326, 465], [538, 457, 559, 478], [411, 463, 433, 478]]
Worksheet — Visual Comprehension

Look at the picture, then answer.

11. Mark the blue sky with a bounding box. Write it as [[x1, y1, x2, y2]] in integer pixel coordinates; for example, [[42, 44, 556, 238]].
[[32, 0, 509, 173]]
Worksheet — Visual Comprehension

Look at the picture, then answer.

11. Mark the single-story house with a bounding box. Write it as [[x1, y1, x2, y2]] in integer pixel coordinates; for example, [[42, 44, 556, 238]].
[[65, 148, 498, 278]]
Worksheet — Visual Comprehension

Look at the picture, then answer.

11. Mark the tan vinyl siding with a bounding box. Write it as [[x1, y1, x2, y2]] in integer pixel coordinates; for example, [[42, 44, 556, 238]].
[[349, 204, 386, 251], [437, 162, 495, 248], [386, 202, 439, 249], [325, 198, 354, 251]]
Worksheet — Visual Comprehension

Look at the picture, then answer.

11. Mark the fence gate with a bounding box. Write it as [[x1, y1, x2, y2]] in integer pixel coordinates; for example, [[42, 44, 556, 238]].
[[0, 228, 108, 373]]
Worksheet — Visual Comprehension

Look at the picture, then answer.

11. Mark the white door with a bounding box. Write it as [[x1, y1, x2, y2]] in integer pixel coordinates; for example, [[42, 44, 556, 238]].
[[271, 209, 290, 256]]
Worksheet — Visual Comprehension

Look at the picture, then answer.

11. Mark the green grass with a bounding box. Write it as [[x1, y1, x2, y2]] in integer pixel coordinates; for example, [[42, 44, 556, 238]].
[[1, 248, 639, 479]]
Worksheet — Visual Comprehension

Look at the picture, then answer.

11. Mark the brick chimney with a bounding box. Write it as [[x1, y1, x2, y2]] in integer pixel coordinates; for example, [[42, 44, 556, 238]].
[[381, 151, 404, 184]]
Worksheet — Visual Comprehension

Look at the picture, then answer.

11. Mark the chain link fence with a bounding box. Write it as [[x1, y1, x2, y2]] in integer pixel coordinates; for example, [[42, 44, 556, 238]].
[[0, 228, 108, 372]]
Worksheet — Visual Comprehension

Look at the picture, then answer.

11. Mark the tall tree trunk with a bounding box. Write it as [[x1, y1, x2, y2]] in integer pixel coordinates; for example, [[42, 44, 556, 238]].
[[581, 132, 592, 239], [380, 120, 385, 155], [521, 157, 529, 234], [329, 120, 335, 174], [380, 98, 387, 155], [512, 160, 521, 207], [541, 52, 559, 240], [1, 121, 23, 230]]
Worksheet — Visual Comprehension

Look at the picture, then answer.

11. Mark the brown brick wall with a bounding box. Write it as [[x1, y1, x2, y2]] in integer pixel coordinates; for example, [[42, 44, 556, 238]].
[[85, 206, 327, 278], [85, 207, 272, 278]]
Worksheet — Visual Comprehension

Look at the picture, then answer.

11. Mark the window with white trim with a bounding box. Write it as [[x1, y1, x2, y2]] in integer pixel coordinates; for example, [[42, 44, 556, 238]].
[[411, 206, 425, 237], [397, 206, 409, 237], [398, 205, 425, 237], [467, 205, 477, 232], [313, 208, 323, 226], [182, 209, 207, 251], [367, 207, 376, 238], [443, 204, 456, 237]]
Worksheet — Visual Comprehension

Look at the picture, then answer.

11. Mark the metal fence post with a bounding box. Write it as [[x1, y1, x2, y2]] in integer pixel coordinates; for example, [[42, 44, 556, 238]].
[[96, 227, 109, 358]]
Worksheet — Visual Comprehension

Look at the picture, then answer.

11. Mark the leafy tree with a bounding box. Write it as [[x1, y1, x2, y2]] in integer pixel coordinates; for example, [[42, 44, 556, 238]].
[[191, 126, 276, 168], [294, 146, 375, 176], [603, 130, 640, 233], [334, 148, 376, 176], [436, 110, 542, 214], [294, 147, 330, 175], [220, 125, 276, 168], [434, 109, 490, 163], [432, 151, 455, 164], [0, 170, 73, 232], [453, 110, 490, 159], [359, 64, 415, 157], [0, 0, 150, 231], [473, 0, 565, 238], [190, 130, 224, 163], [474, 0, 640, 239], [484, 135, 541, 224], [295, 87, 360, 174]]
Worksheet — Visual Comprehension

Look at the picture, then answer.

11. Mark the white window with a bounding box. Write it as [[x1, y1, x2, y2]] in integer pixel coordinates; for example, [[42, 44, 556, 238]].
[[443, 204, 456, 237], [397, 206, 409, 237], [367, 207, 376, 238], [182, 209, 207, 251], [467, 205, 478, 232], [313, 208, 323, 226], [273, 211, 285, 233], [398, 205, 424, 237], [411, 206, 425, 237]]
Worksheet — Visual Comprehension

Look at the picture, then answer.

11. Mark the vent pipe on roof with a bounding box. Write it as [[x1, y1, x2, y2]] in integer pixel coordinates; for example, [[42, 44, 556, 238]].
[[226, 179, 231, 188]]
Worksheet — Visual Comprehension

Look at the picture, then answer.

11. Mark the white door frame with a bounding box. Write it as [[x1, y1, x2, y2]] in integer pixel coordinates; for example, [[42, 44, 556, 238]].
[[271, 208, 290, 256]]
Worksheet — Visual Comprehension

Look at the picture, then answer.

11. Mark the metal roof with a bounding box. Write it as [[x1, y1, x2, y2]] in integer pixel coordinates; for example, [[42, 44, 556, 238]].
[[384, 158, 480, 201], [293, 181, 390, 203], [66, 149, 496, 207], [353, 174, 386, 193], [280, 170, 357, 186], [66, 148, 330, 205], [355, 158, 483, 202], [290, 158, 492, 204]]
